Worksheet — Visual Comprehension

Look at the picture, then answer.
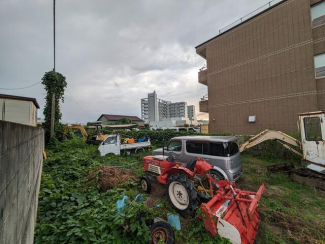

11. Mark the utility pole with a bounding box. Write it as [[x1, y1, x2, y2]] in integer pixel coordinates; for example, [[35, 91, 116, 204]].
[[50, 0, 56, 138]]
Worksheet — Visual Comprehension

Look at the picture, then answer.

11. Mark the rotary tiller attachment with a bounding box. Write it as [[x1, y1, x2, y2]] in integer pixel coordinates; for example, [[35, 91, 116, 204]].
[[200, 178, 265, 244]]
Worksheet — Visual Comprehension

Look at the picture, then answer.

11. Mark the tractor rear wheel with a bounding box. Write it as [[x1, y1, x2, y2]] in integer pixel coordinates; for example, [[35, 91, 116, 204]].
[[166, 174, 199, 216]]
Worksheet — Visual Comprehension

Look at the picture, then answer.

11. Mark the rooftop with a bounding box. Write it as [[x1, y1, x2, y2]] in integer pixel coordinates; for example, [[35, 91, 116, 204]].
[[0, 94, 40, 108], [196, 0, 285, 49], [173, 135, 237, 142], [98, 114, 144, 122]]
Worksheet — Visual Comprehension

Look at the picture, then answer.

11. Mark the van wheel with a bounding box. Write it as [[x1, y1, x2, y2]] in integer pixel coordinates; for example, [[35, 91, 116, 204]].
[[208, 170, 225, 181]]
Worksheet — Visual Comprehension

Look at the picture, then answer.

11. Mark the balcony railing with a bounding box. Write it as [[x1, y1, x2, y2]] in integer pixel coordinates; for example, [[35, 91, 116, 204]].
[[219, 0, 283, 34], [199, 100, 208, 113], [198, 69, 207, 86]]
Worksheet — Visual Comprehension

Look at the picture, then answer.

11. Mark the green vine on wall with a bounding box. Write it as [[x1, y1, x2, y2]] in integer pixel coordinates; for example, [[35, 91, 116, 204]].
[[42, 70, 67, 143]]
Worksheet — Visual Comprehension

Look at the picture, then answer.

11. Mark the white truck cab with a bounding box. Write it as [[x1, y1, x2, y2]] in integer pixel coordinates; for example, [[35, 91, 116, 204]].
[[98, 134, 151, 156]]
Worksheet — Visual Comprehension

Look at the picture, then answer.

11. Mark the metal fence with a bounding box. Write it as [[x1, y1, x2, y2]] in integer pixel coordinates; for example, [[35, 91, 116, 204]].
[[219, 0, 284, 34]]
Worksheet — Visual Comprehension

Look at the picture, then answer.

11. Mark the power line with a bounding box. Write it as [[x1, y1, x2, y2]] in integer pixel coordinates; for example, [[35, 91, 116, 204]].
[[53, 0, 56, 72], [0, 81, 42, 90], [66, 89, 91, 119]]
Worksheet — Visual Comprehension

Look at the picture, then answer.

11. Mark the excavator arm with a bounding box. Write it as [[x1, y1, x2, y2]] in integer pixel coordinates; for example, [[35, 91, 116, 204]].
[[63, 124, 88, 141], [239, 129, 303, 157]]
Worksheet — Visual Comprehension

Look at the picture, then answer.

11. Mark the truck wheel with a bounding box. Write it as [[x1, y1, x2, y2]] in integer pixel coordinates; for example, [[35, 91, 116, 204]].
[[166, 174, 199, 216], [140, 176, 151, 193], [149, 221, 175, 244], [135, 148, 145, 154]]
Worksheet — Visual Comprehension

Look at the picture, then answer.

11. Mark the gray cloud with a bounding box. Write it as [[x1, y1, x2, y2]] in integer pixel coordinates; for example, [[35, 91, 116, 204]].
[[0, 0, 271, 123]]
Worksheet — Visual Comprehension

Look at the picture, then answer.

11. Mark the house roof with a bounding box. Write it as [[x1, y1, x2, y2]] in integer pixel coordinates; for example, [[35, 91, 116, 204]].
[[104, 124, 137, 128], [98, 114, 144, 122], [0, 94, 40, 108]]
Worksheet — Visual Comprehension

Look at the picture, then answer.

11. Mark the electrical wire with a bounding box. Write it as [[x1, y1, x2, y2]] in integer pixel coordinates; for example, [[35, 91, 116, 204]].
[[53, 0, 56, 71], [0, 81, 42, 90], [66, 89, 92, 119]]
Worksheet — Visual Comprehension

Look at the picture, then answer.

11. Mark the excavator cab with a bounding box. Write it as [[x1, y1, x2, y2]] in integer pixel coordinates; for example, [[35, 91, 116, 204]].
[[298, 111, 325, 173]]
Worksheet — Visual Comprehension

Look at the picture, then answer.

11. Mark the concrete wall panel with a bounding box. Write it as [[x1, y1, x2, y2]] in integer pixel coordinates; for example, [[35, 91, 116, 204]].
[[0, 121, 44, 244]]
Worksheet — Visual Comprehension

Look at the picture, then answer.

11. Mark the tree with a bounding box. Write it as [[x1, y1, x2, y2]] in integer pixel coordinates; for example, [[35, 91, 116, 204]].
[[116, 118, 132, 125], [42, 70, 67, 143]]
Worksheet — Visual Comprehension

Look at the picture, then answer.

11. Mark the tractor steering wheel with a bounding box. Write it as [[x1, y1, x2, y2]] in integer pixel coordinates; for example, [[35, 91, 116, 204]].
[[166, 153, 176, 163]]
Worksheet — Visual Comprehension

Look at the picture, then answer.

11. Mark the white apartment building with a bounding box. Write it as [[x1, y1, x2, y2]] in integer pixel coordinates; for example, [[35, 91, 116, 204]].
[[141, 91, 195, 123], [187, 105, 195, 120], [169, 102, 187, 118]]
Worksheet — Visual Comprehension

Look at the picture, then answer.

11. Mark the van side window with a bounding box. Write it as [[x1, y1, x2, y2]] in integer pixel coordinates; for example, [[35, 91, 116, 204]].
[[304, 117, 322, 141], [167, 141, 182, 151], [179, 128, 187, 132], [186, 141, 208, 154], [228, 141, 239, 156], [209, 142, 225, 156]]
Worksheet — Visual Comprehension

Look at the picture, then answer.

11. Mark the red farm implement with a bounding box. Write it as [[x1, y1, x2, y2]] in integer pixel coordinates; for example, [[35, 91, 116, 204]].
[[141, 155, 265, 244]]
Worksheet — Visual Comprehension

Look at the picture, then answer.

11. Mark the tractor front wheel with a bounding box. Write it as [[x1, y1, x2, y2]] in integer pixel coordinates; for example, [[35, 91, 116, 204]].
[[166, 174, 198, 216], [149, 221, 175, 244], [140, 176, 151, 193]]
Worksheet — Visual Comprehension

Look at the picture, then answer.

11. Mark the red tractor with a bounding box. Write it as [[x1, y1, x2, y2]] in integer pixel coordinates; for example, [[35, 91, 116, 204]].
[[140, 154, 265, 244]]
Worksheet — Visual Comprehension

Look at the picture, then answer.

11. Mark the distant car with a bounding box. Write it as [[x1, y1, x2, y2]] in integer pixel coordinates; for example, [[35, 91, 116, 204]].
[[132, 128, 139, 131], [152, 136, 242, 182]]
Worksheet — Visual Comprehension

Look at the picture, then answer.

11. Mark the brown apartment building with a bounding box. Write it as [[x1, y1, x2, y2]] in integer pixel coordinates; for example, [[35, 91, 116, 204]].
[[196, 0, 325, 134]]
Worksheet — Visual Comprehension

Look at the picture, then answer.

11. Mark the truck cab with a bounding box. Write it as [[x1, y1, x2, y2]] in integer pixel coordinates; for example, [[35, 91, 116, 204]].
[[98, 134, 121, 156]]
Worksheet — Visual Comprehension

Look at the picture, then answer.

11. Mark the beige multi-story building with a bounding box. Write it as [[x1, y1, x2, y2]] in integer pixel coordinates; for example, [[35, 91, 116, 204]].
[[196, 0, 325, 134]]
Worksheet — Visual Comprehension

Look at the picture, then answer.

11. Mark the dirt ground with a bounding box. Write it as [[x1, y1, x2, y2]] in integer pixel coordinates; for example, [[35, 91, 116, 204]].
[[88, 166, 137, 190], [239, 155, 325, 244]]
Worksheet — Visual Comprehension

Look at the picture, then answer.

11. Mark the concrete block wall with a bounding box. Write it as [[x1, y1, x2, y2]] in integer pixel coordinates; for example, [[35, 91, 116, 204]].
[[0, 121, 44, 244]]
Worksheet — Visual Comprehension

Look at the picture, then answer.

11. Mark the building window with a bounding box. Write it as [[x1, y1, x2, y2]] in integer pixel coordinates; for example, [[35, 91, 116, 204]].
[[304, 117, 322, 141], [315, 53, 325, 78], [311, 1, 325, 27]]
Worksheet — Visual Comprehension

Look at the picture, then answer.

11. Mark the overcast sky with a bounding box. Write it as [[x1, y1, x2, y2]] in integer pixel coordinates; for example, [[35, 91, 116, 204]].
[[0, 0, 270, 124]]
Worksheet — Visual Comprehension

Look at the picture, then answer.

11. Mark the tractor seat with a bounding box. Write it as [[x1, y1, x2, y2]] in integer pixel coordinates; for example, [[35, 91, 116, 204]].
[[186, 159, 197, 171]]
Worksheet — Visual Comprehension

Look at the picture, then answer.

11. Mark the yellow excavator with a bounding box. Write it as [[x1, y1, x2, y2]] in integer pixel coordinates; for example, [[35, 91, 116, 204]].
[[239, 111, 325, 190], [63, 123, 109, 145]]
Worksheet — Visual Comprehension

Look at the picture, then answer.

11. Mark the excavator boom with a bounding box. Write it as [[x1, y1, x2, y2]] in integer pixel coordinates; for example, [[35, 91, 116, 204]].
[[239, 129, 302, 157], [63, 124, 88, 141]]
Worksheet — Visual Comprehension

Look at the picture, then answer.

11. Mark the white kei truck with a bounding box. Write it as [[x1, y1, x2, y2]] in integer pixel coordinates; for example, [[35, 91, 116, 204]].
[[98, 134, 151, 156]]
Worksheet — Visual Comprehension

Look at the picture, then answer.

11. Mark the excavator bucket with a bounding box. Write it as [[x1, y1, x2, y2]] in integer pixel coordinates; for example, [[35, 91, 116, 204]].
[[200, 179, 265, 244]]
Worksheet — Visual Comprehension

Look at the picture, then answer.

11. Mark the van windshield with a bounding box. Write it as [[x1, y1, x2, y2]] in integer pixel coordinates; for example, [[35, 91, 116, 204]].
[[209, 141, 239, 157]]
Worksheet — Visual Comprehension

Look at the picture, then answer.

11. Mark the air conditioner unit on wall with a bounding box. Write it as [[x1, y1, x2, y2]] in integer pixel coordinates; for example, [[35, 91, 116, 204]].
[[248, 116, 256, 123]]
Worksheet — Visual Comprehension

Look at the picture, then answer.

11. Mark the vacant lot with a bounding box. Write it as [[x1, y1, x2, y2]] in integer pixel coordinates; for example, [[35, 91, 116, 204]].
[[34, 138, 325, 244]]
